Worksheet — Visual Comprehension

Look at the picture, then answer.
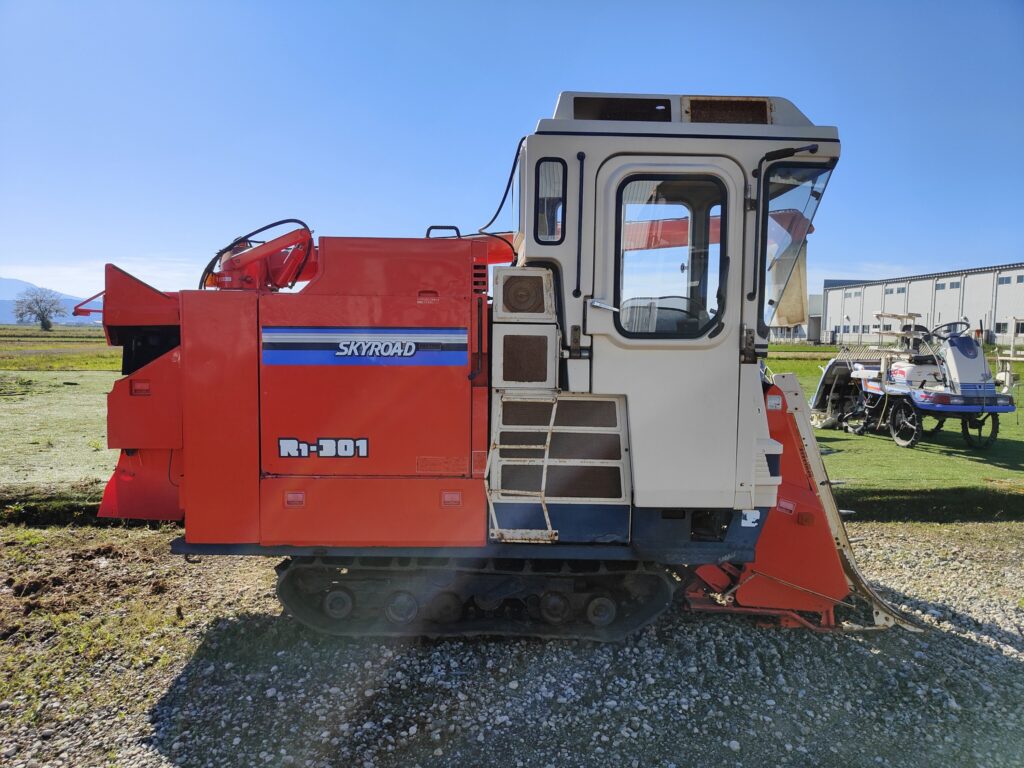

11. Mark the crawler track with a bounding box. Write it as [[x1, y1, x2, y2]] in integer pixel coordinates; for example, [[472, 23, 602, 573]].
[[276, 557, 677, 641]]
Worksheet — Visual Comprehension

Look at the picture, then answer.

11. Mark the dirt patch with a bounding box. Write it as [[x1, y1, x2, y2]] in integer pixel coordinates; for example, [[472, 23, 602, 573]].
[[2, 536, 159, 637], [985, 477, 1024, 494]]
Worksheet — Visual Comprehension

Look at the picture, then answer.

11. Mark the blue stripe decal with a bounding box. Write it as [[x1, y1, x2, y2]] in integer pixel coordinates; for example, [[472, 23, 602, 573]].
[[261, 348, 468, 366], [260, 326, 469, 367]]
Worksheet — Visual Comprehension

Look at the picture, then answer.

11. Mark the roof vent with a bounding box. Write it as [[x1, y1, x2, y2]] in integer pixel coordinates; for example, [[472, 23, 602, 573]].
[[684, 97, 771, 125], [573, 96, 671, 122]]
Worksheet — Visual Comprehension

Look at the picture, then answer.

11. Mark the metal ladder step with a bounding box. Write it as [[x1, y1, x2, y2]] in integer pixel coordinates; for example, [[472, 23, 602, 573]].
[[486, 394, 562, 544]]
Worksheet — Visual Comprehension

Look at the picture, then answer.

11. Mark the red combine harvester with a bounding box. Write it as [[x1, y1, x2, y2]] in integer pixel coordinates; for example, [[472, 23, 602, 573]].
[[80, 93, 915, 639]]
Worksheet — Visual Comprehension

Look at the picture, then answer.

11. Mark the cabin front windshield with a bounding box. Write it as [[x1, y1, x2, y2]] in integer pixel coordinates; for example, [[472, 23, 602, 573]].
[[761, 164, 832, 328]]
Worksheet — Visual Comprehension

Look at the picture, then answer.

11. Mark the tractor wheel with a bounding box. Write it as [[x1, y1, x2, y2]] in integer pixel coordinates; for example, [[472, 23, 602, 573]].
[[961, 413, 999, 449], [923, 416, 945, 437], [888, 399, 922, 448]]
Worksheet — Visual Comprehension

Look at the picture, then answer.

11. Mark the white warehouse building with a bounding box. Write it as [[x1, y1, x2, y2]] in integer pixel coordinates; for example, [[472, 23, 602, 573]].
[[823, 262, 1024, 346]]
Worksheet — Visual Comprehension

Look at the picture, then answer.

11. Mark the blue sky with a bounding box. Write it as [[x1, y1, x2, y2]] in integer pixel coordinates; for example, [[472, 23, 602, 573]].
[[1, 1, 1022, 298]]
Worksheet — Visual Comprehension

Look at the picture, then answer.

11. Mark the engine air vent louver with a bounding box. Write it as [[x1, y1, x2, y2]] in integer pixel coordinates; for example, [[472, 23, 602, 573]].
[[574, 96, 671, 122], [686, 98, 770, 125]]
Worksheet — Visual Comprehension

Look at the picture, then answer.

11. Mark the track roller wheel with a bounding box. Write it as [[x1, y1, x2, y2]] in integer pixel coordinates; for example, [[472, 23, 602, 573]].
[[539, 591, 572, 625], [888, 399, 921, 448], [430, 591, 464, 624], [474, 594, 504, 612], [961, 413, 999, 449], [384, 591, 419, 625], [277, 558, 676, 640], [322, 588, 354, 620], [585, 595, 618, 627]]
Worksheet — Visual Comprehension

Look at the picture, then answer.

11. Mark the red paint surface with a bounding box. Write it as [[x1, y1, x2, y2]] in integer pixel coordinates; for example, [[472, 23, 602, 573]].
[[99, 449, 182, 521], [180, 290, 260, 543], [107, 349, 182, 450], [102, 264, 179, 333], [732, 385, 850, 614], [260, 477, 486, 547]]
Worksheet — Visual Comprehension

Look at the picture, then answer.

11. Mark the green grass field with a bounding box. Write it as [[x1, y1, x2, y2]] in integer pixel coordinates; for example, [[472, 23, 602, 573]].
[[0, 328, 1021, 523], [0, 324, 119, 371], [767, 343, 839, 354], [768, 356, 1024, 520]]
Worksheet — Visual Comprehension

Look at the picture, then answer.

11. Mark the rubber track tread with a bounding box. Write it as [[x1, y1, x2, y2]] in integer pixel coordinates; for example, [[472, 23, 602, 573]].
[[276, 557, 677, 642]]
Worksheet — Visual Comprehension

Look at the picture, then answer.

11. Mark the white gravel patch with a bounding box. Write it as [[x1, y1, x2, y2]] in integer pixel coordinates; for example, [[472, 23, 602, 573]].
[[1, 521, 1022, 768]]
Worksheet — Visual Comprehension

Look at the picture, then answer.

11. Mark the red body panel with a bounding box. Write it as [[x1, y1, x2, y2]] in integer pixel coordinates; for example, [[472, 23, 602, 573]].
[[301, 237, 478, 298], [99, 449, 182, 521], [98, 268, 185, 521], [106, 349, 182, 449], [102, 264, 179, 333], [735, 386, 849, 614], [260, 477, 486, 547], [259, 295, 473, 478], [100, 238, 491, 547], [255, 237, 490, 546], [180, 290, 261, 543]]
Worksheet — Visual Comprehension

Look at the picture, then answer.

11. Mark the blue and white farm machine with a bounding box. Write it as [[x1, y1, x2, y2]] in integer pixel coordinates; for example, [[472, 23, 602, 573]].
[[810, 313, 1016, 448]]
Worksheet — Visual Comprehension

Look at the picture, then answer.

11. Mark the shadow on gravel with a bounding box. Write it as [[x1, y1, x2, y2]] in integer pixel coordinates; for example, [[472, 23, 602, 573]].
[[835, 486, 1024, 522], [873, 585, 1024, 657], [148, 592, 1024, 768]]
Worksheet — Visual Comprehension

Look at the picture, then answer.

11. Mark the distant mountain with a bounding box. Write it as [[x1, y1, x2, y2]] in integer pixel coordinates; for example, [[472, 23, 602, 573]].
[[0, 277, 92, 325]]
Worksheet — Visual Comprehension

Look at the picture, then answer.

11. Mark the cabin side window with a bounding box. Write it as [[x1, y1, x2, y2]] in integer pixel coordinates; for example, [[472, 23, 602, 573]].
[[534, 159, 566, 245]]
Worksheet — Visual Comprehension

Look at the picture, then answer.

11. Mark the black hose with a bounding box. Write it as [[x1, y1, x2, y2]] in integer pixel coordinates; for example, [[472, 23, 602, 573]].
[[477, 136, 526, 263]]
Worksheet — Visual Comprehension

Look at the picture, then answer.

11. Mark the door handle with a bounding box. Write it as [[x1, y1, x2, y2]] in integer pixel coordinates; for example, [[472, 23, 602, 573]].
[[590, 299, 619, 313]]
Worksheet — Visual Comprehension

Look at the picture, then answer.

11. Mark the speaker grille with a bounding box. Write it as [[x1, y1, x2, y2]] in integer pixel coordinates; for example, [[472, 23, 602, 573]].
[[502, 275, 546, 314]]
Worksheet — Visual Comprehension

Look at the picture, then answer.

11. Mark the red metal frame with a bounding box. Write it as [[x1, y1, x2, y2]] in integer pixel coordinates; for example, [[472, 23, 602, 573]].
[[72, 290, 105, 317]]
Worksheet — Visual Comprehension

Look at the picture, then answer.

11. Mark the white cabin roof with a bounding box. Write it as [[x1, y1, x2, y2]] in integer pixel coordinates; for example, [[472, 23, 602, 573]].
[[538, 92, 837, 141]]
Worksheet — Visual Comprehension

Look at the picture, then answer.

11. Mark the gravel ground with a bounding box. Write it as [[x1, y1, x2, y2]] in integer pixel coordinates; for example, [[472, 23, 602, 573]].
[[1, 521, 1022, 768]]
